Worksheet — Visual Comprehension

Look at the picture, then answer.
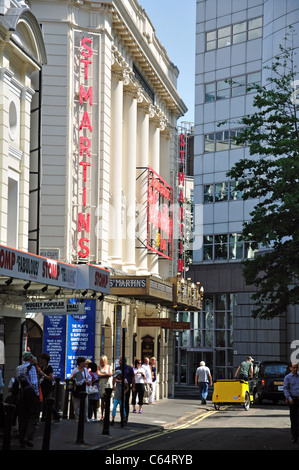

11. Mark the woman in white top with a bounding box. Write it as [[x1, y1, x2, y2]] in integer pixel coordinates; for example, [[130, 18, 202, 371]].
[[132, 359, 146, 413], [97, 355, 112, 420]]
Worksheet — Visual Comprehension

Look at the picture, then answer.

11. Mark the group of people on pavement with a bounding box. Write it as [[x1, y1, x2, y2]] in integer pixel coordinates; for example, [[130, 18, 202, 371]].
[[0, 350, 60, 447], [0, 351, 157, 448], [69, 355, 157, 426]]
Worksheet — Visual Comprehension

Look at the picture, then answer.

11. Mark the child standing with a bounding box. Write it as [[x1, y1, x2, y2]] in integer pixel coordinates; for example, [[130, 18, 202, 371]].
[[111, 370, 128, 425]]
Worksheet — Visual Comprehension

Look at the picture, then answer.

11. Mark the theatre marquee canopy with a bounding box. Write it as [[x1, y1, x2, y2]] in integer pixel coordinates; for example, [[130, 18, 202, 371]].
[[0, 245, 110, 298], [109, 275, 204, 310]]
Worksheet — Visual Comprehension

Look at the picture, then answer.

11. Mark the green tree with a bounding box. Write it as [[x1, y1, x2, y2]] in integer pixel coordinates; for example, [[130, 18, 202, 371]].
[[225, 34, 299, 319]]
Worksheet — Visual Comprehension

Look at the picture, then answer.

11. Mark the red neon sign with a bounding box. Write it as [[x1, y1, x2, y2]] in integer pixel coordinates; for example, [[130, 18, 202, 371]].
[[177, 133, 185, 273], [147, 167, 173, 259], [77, 37, 93, 258]]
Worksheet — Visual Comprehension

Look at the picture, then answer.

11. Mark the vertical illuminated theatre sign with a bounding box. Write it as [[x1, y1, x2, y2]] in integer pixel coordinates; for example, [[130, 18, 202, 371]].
[[147, 167, 173, 259], [178, 134, 185, 273], [77, 37, 93, 259]]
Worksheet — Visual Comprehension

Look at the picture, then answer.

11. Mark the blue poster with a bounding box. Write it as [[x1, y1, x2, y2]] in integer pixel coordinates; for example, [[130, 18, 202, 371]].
[[43, 315, 67, 379], [65, 299, 96, 377]]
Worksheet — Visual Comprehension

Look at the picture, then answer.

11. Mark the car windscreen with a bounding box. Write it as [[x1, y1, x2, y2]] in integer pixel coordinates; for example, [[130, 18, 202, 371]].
[[263, 364, 289, 377]]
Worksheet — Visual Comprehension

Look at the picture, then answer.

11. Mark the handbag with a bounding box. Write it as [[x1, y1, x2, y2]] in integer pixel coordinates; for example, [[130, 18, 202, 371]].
[[87, 383, 98, 395], [143, 383, 152, 398], [72, 381, 86, 397], [72, 369, 88, 397]]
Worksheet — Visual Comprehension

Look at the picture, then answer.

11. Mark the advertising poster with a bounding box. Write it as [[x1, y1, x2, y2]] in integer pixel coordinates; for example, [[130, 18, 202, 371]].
[[43, 315, 67, 379], [65, 299, 96, 377]]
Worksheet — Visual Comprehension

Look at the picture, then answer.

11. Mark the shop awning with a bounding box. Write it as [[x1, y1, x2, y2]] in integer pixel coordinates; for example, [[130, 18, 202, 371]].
[[0, 245, 110, 300]]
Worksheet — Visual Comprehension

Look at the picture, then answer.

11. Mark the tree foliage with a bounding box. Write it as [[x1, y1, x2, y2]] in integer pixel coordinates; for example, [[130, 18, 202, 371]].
[[225, 32, 299, 319]]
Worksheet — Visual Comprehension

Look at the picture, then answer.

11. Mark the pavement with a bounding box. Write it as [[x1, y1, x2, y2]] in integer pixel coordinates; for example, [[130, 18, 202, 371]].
[[3, 397, 207, 452]]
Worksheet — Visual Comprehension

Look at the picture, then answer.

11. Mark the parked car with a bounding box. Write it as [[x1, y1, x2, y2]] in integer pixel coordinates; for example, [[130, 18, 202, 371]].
[[252, 361, 290, 404]]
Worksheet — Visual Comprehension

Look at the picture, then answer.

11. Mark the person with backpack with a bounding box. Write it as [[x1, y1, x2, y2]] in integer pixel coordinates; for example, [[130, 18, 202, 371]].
[[15, 351, 40, 447], [16, 351, 40, 397]]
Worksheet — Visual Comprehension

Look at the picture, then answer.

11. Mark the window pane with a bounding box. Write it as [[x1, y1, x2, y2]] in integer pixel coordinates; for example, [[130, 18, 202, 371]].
[[215, 131, 229, 151], [230, 129, 244, 148], [204, 133, 215, 152], [216, 330, 226, 347], [249, 17, 262, 30], [205, 310, 214, 329], [216, 80, 230, 99], [218, 26, 231, 38], [233, 32, 246, 44], [231, 75, 246, 96], [206, 40, 216, 51], [248, 28, 262, 40], [215, 294, 226, 310], [214, 234, 228, 260], [215, 182, 228, 201], [233, 22, 246, 34], [247, 71, 261, 85], [206, 30, 216, 51], [203, 235, 213, 260], [204, 184, 214, 203], [218, 36, 231, 48], [204, 295, 213, 312], [204, 330, 213, 347], [205, 83, 215, 102], [215, 311, 225, 328], [207, 30, 216, 41], [229, 233, 243, 259], [230, 180, 243, 200]]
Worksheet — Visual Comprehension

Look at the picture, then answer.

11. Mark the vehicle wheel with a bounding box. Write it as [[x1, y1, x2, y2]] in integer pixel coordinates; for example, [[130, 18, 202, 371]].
[[244, 392, 250, 411], [214, 403, 220, 410], [254, 390, 262, 405]]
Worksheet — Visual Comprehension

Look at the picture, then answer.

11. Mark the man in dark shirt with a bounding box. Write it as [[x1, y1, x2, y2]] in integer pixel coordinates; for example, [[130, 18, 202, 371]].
[[115, 357, 135, 420]]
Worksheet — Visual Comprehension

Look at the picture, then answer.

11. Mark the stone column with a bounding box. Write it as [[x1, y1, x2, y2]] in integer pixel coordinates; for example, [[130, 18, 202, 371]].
[[136, 102, 150, 274], [122, 88, 137, 272], [109, 72, 123, 266]]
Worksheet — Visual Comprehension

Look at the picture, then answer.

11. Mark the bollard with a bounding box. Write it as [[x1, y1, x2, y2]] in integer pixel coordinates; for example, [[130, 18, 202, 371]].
[[76, 391, 87, 444], [42, 397, 55, 450], [63, 379, 74, 419], [2, 403, 16, 450], [102, 387, 112, 435], [54, 377, 61, 411]]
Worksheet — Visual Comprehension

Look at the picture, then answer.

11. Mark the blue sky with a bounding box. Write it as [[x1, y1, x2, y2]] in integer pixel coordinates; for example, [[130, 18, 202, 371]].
[[140, 0, 197, 124]]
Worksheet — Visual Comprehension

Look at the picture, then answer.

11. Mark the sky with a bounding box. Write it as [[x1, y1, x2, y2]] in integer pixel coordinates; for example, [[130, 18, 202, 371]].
[[140, 0, 197, 125]]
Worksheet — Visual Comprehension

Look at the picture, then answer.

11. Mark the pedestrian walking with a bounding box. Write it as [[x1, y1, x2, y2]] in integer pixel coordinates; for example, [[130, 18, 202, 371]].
[[39, 353, 61, 422], [69, 356, 92, 422], [283, 363, 299, 443], [149, 357, 157, 404], [98, 355, 112, 420], [115, 356, 134, 420], [195, 361, 212, 404], [87, 362, 100, 421], [111, 371, 128, 425], [132, 359, 146, 413], [142, 357, 152, 403]]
